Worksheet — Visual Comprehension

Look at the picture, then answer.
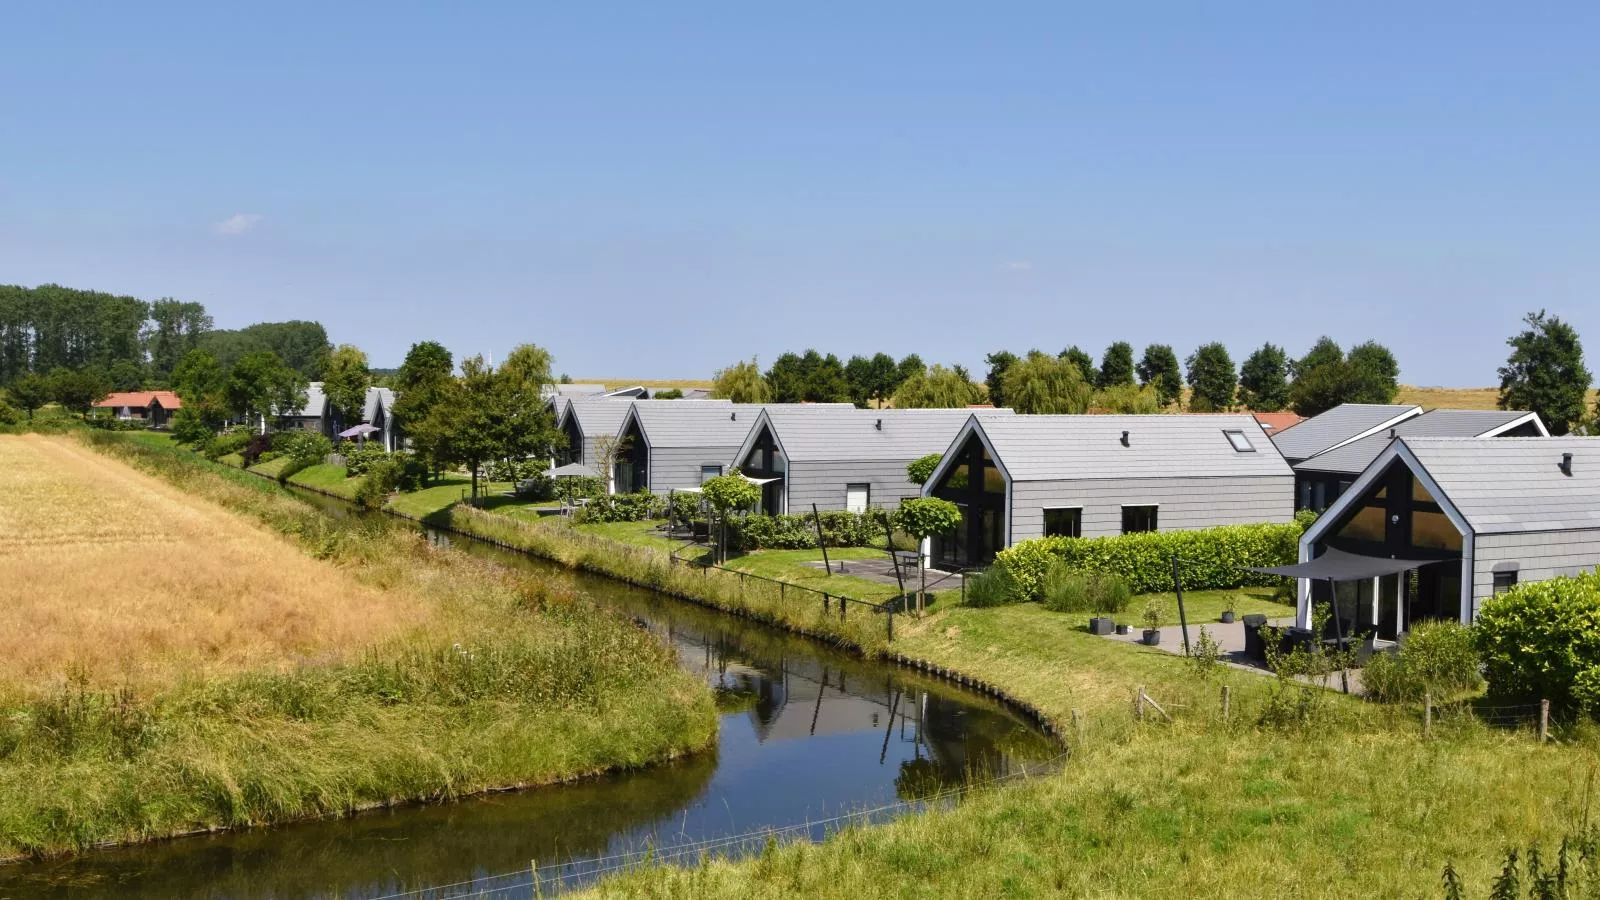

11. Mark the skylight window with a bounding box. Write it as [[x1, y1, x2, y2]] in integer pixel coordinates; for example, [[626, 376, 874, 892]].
[[1224, 430, 1255, 452]]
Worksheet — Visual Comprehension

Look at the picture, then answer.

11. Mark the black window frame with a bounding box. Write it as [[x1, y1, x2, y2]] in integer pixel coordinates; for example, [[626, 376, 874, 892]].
[[1223, 429, 1255, 452], [1121, 504, 1158, 534], [1043, 507, 1082, 539], [1492, 570, 1519, 595], [699, 464, 723, 484]]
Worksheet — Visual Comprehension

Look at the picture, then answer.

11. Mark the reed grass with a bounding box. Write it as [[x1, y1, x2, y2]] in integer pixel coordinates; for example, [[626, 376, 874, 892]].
[[0, 433, 716, 859]]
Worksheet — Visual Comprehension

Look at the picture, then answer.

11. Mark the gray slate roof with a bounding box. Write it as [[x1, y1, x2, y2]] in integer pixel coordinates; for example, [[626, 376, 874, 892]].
[[754, 406, 1014, 463], [965, 414, 1294, 482], [563, 397, 728, 441], [1269, 404, 1421, 462], [285, 382, 327, 418], [362, 387, 395, 424], [630, 402, 851, 450], [1295, 409, 1541, 476], [1402, 436, 1600, 534]]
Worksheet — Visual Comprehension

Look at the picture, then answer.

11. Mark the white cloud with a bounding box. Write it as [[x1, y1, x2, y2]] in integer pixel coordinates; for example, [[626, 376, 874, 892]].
[[1000, 260, 1032, 272], [214, 213, 263, 235]]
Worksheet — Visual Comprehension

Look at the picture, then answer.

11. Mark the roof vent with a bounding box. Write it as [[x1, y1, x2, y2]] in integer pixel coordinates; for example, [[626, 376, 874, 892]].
[[730, 412, 737, 420], [1561, 452, 1574, 476], [1389, 427, 1398, 439], [875, 418, 882, 431], [1120, 430, 1130, 447]]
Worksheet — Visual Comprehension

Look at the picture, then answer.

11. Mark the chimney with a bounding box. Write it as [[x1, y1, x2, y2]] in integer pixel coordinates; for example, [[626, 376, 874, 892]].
[[1120, 430, 1131, 447], [1389, 427, 1397, 439], [1561, 452, 1574, 476], [730, 412, 737, 421], [875, 418, 882, 430]]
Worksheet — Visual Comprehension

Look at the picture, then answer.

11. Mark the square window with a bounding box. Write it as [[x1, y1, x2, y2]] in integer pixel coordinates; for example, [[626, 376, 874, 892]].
[[1044, 507, 1081, 539], [1224, 430, 1255, 452], [1492, 571, 1519, 595], [700, 465, 722, 484], [1122, 505, 1158, 534]]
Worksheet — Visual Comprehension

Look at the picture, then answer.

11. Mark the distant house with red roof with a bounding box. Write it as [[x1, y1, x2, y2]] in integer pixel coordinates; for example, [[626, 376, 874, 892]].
[[1252, 412, 1305, 437], [93, 391, 183, 428]]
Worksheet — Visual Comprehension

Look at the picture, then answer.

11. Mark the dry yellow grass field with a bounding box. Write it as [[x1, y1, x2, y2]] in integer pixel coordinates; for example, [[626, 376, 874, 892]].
[[1396, 384, 1600, 410], [574, 377, 716, 390], [0, 434, 426, 692]]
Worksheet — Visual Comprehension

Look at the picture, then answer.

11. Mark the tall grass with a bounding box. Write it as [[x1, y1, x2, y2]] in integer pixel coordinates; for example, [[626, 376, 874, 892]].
[[0, 433, 716, 859], [445, 505, 893, 653]]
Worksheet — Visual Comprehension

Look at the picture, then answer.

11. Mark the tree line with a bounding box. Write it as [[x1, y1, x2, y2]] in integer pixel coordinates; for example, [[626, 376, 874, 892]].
[[0, 282, 331, 389], [706, 338, 1404, 416]]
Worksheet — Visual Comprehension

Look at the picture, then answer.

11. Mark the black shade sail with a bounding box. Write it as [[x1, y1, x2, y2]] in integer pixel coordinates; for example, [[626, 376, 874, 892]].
[[1248, 547, 1442, 583]]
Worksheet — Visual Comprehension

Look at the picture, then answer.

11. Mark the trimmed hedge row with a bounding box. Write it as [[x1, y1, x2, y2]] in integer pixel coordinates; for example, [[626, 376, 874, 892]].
[[730, 511, 886, 551], [1475, 570, 1600, 711], [574, 491, 665, 523], [994, 520, 1305, 598]]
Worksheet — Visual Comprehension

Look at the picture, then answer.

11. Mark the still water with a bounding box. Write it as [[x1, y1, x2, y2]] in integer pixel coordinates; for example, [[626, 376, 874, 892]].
[[1, 501, 1059, 899]]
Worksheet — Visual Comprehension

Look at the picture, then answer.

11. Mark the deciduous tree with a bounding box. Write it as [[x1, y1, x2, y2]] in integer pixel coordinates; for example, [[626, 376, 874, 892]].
[[711, 358, 773, 403], [1003, 352, 1093, 414], [225, 350, 308, 430], [9, 373, 51, 421], [1059, 346, 1096, 384], [1293, 336, 1344, 379], [984, 350, 1018, 409], [1096, 341, 1135, 389], [48, 367, 109, 417], [1092, 383, 1162, 414], [893, 364, 983, 409], [1185, 343, 1237, 412], [1498, 310, 1592, 435], [1346, 341, 1400, 404], [1239, 343, 1290, 411], [895, 497, 963, 614], [321, 344, 372, 429], [1136, 344, 1183, 408]]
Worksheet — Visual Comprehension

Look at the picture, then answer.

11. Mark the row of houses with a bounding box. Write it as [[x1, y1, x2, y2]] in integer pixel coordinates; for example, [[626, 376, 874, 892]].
[[280, 384, 401, 451], [556, 392, 1600, 637]]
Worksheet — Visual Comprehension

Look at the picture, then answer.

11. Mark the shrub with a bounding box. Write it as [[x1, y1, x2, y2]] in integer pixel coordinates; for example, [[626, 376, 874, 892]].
[[964, 565, 1021, 608], [1475, 572, 1600, 711], [729, 510, 884, 551], [354, 457, 400, 509], [1361, 620, 1483, 704], [668, 491, 703, 524], [1041, 561, 1091, 612], [1191, 627, 1222, 679], [0, 395, 18, 427], [392, 451, 427, 492], [1141, 597, 1167, 630], [1294, 508, 1321, 531], [241, 432, 274, 466], [256, 450, 281, 464], [573, 491, 665, 523], [555, 475, 605, 503], [342, 440, 389, 476], [201, 428, 251, 461], [489, 457, 547, 484], [994, 521, 1303, 599], [274, 431, 333, 466], [1092, 572, 1133, 614]]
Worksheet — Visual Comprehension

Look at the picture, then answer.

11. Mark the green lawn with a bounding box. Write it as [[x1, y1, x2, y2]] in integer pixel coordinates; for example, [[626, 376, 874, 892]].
[[218, 452, 245, 468], [720, 547, 911, 605], [287, 463, 362, 499], [119, 431, 180, 450], [248, 456, 293, 478], [572, 519, 702, 554], [1104, 586, 1290, 629]]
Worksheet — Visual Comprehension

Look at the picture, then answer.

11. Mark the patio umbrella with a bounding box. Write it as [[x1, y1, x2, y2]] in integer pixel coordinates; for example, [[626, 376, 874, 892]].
[[547, 462, 599, 478], [338, 423, 380, 439]]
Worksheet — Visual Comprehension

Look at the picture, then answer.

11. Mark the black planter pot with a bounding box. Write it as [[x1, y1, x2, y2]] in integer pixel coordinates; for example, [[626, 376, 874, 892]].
[[1220, 611, 1236, 624], [1088, 616, 1115, 636], [1115, 624, 1132, 636], [1142, 629, 1161, 646]]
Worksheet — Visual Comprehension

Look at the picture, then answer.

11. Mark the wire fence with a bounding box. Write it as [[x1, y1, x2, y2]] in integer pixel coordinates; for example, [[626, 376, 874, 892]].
[[667, 544, 899, 641]]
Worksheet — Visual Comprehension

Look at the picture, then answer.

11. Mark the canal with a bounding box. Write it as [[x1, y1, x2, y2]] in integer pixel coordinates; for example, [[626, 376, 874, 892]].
[[2, 497, 1060, 899]]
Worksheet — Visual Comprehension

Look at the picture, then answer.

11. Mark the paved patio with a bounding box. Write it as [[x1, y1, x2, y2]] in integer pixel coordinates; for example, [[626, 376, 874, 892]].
[[1102, 616, 1368, 695], [800, 556, 965, 590]]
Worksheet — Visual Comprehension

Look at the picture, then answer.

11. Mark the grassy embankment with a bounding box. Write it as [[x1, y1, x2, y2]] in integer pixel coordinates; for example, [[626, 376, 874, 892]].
[[585, 599, 1596, 899], [0, 433, 715, 859]]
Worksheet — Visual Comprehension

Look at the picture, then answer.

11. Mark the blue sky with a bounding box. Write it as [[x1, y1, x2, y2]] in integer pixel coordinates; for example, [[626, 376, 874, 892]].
[[3, 3, 1597, 384]]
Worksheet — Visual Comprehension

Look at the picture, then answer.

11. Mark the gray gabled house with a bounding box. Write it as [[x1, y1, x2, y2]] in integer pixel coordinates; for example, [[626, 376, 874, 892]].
[[732, 406, 1014, 515], [556, 397, 731, 481], [1296, 436, 1600, 636], [1270, 403, 1424, 511], [612, 402, 854, 496], [1293, 409, 1546, 512], [921, 414, 1295, 568], [361, 387, 399, 451]]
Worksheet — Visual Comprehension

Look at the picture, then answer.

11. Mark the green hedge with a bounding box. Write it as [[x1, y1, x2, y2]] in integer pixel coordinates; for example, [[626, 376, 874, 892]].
[[994, 520, 1304, 598], [574, 491, 665, 523], [1475, 571, 1600, 711], [729, 510, 885, 551]]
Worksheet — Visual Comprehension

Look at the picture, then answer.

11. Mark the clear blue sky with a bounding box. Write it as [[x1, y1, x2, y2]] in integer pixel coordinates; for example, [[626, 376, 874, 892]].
[[3, 3, 1597, 384]]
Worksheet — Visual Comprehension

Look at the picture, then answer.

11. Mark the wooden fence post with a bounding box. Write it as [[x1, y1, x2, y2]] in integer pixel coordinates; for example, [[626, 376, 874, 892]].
[[839, 596, 847, 622], [1221, 685, 1231, 724], [1135, 686, 1145, 722], [1423, 692, 1432, 738], [886, 609, 893, 642], [1540, 699, 1550, 744], [1071, 708, 1084, 746]]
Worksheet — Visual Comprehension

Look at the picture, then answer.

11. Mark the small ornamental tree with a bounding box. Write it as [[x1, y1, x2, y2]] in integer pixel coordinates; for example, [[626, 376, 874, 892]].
[[701, 470, 760, 563], [906, 453, 942, 486], [895, 497, 963, 614], [9, 372, 52, 421]]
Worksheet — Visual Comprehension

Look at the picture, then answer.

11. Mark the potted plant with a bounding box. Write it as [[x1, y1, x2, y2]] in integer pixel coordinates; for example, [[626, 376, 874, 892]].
[[1220, 597, 1236, 624], [1141, 599, 1165, 646], [1115, 622, 1132, 636], [1088, 614, 1115, 635]]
